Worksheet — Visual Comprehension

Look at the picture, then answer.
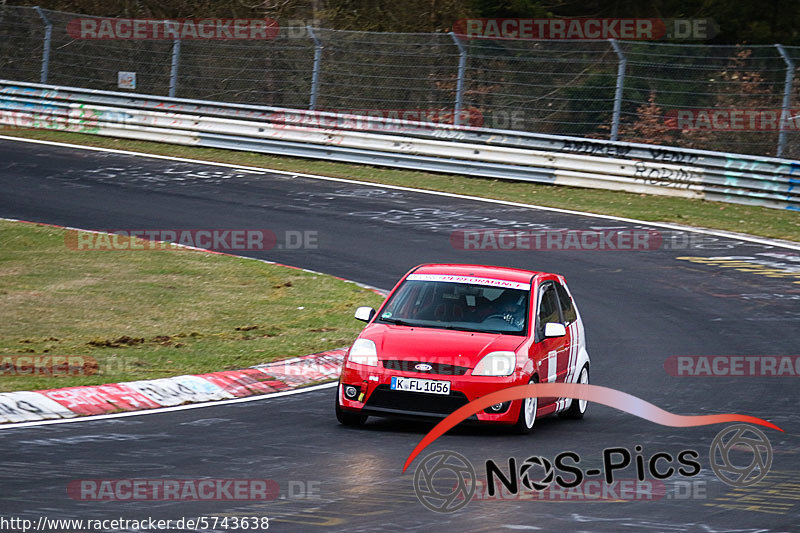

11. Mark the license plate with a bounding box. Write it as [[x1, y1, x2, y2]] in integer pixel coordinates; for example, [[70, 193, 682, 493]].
[[391, 376, 451, 395]]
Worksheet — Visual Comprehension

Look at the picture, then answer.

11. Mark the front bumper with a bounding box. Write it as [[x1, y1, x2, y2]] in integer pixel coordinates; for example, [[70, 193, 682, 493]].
[[337, 361, 526, 424]]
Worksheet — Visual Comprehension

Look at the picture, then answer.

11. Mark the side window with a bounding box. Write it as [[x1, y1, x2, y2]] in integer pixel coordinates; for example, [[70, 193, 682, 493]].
[[537, 283, 562, 339], [555, 283, 577, 325]]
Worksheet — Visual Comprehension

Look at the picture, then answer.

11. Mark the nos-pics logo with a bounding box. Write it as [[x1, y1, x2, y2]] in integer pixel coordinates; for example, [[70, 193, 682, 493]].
[[412, 424, 773, 512]]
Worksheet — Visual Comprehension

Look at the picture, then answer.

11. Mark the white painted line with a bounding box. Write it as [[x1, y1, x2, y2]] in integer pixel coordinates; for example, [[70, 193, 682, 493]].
[[0, 134, 797, 250], [0, 381, 337, 431], [237, 169, 267, 174]]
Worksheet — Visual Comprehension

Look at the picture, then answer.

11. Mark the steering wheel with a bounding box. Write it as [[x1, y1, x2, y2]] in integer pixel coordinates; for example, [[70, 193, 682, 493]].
[[482, 313, 524, 329], [482, 313, 511, 323]]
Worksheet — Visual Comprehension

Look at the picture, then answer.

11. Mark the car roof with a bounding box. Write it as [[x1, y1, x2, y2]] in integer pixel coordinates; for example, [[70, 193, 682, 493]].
[[412, 264, 548, 284]]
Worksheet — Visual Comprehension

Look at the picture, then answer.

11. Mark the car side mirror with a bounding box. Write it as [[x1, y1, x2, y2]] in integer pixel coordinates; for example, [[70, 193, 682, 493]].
[[354, 306, 377, 322], [544, 322, 567, 338]]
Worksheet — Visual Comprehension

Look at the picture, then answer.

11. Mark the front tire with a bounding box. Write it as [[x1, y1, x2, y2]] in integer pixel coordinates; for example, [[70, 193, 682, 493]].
[[560, 365, 589, 419], [513, 375, 538, 435], [335, 389, 367, 426]]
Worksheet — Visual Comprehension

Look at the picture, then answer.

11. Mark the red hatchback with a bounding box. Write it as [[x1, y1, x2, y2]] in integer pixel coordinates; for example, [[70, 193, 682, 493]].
[[335, 264, 590, 433]]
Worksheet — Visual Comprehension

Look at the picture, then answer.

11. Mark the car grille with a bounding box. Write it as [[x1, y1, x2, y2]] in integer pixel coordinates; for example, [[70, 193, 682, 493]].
[[382, 360, 470, 376], [364, 385, 470, 416]]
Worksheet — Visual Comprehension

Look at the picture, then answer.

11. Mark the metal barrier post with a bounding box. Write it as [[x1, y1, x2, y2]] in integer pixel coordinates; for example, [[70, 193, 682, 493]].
[[169, 37, 181, 98], [308, 26, 322, 110], [775, 44, 794, 158], [609, 39, 626, 142], [450, 32, 467, 126], [33, 6, 52, 84]]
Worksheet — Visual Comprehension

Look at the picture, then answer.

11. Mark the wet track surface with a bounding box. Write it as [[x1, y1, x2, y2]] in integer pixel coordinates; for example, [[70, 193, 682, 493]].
[[0, 138, 798, 532]]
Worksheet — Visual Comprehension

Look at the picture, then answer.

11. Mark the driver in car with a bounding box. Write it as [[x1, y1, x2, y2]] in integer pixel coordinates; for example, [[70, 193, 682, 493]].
[[482, 291, 526, 330], [499, 297, 525, 328]]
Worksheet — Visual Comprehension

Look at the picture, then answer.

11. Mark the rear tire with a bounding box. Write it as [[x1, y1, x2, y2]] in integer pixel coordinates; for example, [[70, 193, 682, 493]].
[[513, 375, 538, 435], [335, 389, 367, 426], [560, 365, 589, 419]]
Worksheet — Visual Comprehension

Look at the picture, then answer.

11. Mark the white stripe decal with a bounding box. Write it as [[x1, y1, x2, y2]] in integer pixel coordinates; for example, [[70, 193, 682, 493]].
[[560, 322, 578, 412], [547, 351, 557, 383]]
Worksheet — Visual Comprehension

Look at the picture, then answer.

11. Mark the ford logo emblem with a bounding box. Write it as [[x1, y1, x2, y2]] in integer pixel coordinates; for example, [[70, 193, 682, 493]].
[[415, 363, 433, 371]]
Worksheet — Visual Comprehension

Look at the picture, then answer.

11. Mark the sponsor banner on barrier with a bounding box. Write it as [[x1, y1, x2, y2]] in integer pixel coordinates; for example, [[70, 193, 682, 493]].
[[0, 391, 78, 423], [40, 384, 160, 416]]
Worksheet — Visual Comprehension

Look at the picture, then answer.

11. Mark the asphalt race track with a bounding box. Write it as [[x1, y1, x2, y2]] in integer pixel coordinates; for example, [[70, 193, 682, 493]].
[[0, 137, 798, 532]]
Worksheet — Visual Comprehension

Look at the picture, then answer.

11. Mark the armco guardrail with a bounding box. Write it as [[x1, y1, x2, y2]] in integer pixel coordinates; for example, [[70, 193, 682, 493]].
[[0, 80, 798, 210]]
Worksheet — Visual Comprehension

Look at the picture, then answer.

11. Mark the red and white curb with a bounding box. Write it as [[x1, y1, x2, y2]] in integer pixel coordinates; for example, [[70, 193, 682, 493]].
[[0, 349, 346, 424], [0, 218, 386, 425]]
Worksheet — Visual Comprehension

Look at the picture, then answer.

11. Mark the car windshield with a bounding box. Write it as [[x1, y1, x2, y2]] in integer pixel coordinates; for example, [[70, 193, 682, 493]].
[[376, 277, 529, 335]]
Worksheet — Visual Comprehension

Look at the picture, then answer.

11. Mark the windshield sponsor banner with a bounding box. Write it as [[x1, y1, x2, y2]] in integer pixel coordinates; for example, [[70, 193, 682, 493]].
[[407, 273, 530, 291]]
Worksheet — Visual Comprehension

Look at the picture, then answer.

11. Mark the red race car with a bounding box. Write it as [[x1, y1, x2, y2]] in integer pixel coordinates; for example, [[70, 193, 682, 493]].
[[335, 264, 590, 433]]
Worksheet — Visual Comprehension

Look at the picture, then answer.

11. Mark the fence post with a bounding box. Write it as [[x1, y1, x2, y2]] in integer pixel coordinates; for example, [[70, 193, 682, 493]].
[[308, 26, 322, 110], [169, 37, 181, 98], [449, 32, 467, 126], [609, 39, 626, 142], [775, 44, 794, 158], [33, 6, 52, 84]]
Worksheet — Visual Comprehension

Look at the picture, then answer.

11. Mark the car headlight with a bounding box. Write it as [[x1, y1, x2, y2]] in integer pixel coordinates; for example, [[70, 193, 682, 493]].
[[348, 338, 378, 367], [472, 351, 516, 376]]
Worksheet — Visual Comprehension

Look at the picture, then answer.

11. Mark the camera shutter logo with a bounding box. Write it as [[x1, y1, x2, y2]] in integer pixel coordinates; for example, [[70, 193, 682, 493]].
[[710, 424, 773, 487], [519, 456, 555, 491], [413, 450, 476, 512]]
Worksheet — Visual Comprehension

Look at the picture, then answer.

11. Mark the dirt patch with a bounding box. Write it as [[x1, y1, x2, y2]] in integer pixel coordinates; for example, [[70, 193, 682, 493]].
[[88, 336, 146, 348]]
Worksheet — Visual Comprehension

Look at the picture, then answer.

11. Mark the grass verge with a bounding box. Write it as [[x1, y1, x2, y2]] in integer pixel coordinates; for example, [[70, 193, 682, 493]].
[[0, 220, 384, 392], [2, 129, 798, 242]]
